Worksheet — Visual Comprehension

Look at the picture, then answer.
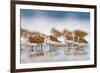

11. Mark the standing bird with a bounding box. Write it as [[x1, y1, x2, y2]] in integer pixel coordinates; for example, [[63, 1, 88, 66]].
[[45, 35, 60, 52]]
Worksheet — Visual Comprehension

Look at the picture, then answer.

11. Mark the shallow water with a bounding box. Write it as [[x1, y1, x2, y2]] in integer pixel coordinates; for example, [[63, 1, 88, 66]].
[[20, 44, 90, 64]]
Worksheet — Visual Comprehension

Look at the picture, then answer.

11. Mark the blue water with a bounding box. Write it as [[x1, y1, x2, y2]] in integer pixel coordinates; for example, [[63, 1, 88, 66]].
[[21, 44, 90, 63], [58, 48, 65, 59]]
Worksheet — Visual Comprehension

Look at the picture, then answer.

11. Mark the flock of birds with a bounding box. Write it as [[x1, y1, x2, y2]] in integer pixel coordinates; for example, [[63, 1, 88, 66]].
[[21, 28, 89, 57]]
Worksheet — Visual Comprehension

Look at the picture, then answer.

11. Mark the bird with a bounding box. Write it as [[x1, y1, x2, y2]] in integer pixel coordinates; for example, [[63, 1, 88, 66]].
[[45, 35, 60, 44]]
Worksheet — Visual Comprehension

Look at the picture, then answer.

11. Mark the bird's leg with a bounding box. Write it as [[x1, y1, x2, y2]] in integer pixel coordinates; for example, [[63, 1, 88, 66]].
[[31, 46, 34, 52], [68, 43, 70, 52], [48, 44, 51, 52], [40, 44, 43, 51]]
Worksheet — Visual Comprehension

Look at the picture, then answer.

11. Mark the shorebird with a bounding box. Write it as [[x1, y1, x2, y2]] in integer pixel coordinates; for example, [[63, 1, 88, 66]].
[[44, 35, 60, 52], [45, 35, 60, 44]]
